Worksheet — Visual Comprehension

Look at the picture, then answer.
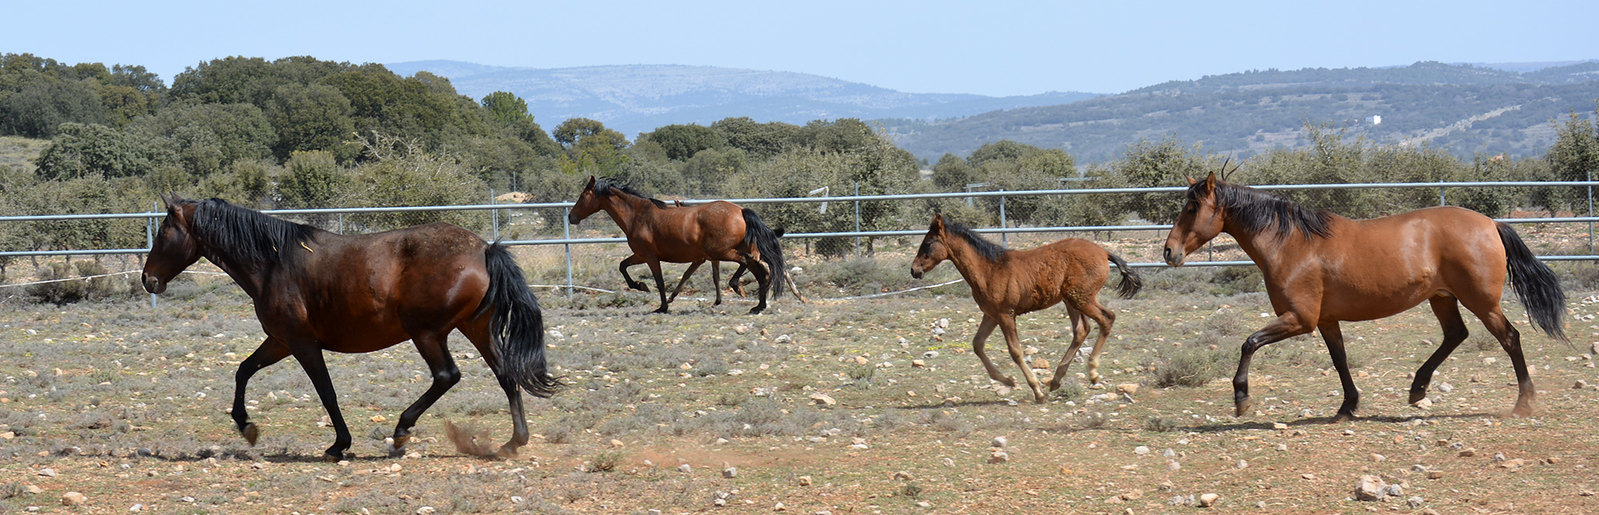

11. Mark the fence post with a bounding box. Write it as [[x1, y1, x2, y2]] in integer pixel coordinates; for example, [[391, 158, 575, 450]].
[[564, 206, 574, 300], [999, 189, 1008, 246], [1438, 180, 1446, 206], [853, 182, 861, 256], [1588, 170, 1594, 252], [490, 189, 499, 241], [148, 200, 157, 309]]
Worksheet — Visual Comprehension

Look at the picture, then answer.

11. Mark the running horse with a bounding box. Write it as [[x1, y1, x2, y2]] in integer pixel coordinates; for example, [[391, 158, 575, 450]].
[[911, 214, 1142, 403], [141, 195, 562, 460], [567, 176, 787, 314], [1163, 172, 1567, 421]]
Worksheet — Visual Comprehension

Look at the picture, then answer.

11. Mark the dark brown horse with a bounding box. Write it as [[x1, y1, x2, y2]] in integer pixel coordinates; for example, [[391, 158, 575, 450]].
[[141, 195, 561, 460], [911, 214, 1142, 403], [568, 176, 786, 314], [1163, 173, 1567, 420]]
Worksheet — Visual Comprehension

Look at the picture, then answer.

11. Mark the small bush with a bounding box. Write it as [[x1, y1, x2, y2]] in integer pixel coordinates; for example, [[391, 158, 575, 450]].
[[588, 450, 623, 473], [26, 261, 131, 304], [1151, 346, 1230, 388], [1144, 416, 1181, 432], [1079, 411, 1109, 429]]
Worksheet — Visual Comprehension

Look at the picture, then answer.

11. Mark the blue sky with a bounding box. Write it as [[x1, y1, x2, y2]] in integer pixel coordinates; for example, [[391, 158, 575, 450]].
[[6, 0, 1596, 96]]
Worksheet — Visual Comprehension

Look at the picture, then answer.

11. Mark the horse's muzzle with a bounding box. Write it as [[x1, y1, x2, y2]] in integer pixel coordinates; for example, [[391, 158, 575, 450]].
[[910, 267, 924, 280], [1162, 246, 1185, 267], [141, 273, 166, 294]]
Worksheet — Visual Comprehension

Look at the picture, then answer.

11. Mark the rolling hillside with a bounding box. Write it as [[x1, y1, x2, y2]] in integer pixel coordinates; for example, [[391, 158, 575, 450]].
[[386, 61, 1099, 138], [882, 61, 1599, 163]]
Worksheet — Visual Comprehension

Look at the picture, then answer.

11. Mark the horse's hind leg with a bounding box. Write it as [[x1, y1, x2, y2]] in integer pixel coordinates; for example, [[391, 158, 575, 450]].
[[1076, 300, 1117, 387], [1411, 295, 1469, 405], [288, 344, 353, 460], [232, 337, 291, 446], [970, 315, 1015, 388], [666, 260, 704, 304], [646, 260, 671, 313], [741, 252, 771, 315], [462, 321, 529, 457], [1463, 302, 1534, 417], [997, 315, 1048, 403], [1319, 322, 1360, 422], [389, 332, 461, 458], [710, 261, 723, 305], [1048, 305, 1089, 391]]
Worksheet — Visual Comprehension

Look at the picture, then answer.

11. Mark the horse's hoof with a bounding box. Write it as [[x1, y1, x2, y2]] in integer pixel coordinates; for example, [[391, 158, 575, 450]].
[[1046, 380, 1062, 392], [322, 450, 346, 462], [496, 444, 519, 459], [1234, 398, 1254, 417], [1510, 405, 1534, 418], [1408, 390, 1427, 405], [652, 307, 670, 314], [999, 377, 1017, 388], [1328, 412, 1357, 423], [387, 445, 405, 459], [747, 306, 765, 315], [241, 423, 260, 446]]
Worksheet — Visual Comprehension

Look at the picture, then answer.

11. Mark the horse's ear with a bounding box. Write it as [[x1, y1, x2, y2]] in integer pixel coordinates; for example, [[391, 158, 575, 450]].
[[584, 176, 596, 189], [930, 213, 945, 231], [1203, 171, 1218, 191], [1186, 176, 1198, 185]]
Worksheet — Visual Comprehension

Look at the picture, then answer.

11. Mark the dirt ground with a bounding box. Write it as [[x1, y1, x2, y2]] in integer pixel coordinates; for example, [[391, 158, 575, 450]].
[[2, 251, 1599, 514]]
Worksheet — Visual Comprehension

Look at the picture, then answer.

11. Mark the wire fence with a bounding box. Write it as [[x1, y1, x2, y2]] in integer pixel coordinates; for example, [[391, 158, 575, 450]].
[[3, 180, 1598, 305]]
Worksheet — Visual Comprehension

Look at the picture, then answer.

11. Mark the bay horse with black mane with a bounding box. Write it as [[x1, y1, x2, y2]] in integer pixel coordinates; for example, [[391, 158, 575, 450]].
[[141, 195, 561, 460], [567, 176, 786, 314], [911, 214, 1142, 403], [1163, 172, 1567, 421]]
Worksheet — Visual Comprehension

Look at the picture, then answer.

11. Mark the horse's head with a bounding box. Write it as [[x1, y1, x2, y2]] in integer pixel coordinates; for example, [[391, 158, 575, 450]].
[[142, 194, 203, 294], [568, 176, 603, 225], [910, 214, 952, 279], [1163, 172, 1226, 266]]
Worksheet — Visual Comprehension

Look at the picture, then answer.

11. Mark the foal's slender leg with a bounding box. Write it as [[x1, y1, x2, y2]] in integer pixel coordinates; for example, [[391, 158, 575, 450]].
[[462, 322, 528, 457], [290, 344, 353, 460], [1411, 295, 1470, 405], [727, 264, 748, 297], [1076, 301, 1118, 387], [1048, 305, 1089, 391], [666, 260, 704, 304], [997, 315, 1048, 403], [1233, 313, 1314, 417], [1319, 322, 1360, 422], [646, 260, 670, 313], [970, 315, 1015, 387], [232, 337, 292, 445], [618, 255, 649, 291], [388, 333, 460, 457]]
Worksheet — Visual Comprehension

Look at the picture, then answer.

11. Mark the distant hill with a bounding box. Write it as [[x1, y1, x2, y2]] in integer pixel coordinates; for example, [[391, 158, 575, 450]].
[[881, 61, 1599, 163], [385, 61, 1099, 138]]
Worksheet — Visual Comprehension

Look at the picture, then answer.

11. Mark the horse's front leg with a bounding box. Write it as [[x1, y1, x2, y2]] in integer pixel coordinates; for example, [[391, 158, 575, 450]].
[[289, 343, 353, 460], [997, 315, 1048, 403], [232, 337, 291, 446], [646, 260, 670, 313], [970, 315, 1014, 388], [1234, 313, 1314, 417], [1319, 322, 1360, 422], [618, 255, 649, 292], [389, 333, 460, 458], [710, 261, 723, 305]]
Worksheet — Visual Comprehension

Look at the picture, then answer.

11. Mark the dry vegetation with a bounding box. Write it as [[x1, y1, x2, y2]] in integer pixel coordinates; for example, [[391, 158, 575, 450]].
[[2, 231, 1599, 514]]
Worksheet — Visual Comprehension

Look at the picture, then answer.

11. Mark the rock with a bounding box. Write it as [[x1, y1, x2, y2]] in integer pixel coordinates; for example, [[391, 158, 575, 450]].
[[61, 492, 87, 506], [1576, 380, 1590, 390], [130, 503, 143, 512], [1383, 484, 1404, 498], [1166, 460, 1181, 471], [809, 393, 836, 406], [923, 351, 940, 359], [38, 468, 57, 477], [1236, 459, 1248, 469], [678, 464, 693, 473], [988, 450, 1009, 463], [416, 507, 436, 515], [936, 318, 949, 329], [1407, 496, 1425, 508], [992, 436, 1008, 448], [1437, 382, 1454, 393], [1498, 458, 1526, 470], [734, 325, 750, 335], [942, 457, 955, 467], [773, 501, 785, 511], [1428, 470, 1445, 479], [1272, 422, 1289, 430], [648, 510, 662, 515], [1032, 358, 1050, 369], [911, 359, 926, 368], [1354, 475, 1387, 501], [1198, 493, 1219, 507], [1414, 398, 1433, 409], [995, 386, 1013, 396], [723, 467, 737, 478], [853, 356, 870, 365], [1458, 448, 1476, 457], [1115, 384, 1140, 396], [893, 470, 913, 480], [1372, 453, 1386, 463], [797, 475, 812, 486], [1133, 446, 1150, 456]]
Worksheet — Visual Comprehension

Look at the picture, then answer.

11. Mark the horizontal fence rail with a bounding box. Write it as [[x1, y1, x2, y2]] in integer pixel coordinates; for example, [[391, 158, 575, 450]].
[[5, 181, 1599, 276]]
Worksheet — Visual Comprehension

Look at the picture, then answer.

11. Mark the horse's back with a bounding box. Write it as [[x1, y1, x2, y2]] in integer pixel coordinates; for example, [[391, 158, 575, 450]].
[[1315, 206, 1505, 321]]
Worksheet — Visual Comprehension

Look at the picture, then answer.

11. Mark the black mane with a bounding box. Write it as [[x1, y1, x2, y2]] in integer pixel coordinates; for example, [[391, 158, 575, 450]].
[[191, 198, 321, 270], [1207, 182, 1334, 239], [943, 220, 1007, 262], [593, 178, 669, 208]]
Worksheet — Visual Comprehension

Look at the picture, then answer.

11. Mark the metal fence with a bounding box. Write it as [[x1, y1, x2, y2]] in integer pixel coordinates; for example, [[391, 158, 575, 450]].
[[4, 180, 1598, 302]]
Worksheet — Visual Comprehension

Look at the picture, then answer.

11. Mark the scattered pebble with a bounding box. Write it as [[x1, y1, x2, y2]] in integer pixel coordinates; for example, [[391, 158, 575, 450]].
[[1198, 493, 1219, 507], [678, 464, 692, 474], [992, 436, 1008, 448], [723, 467, 737, 478], [809, 393, 836, 406], [61, 492, 86, 506]]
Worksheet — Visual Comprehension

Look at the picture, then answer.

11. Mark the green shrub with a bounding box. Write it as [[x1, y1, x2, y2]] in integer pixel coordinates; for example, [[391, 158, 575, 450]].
[[1150, 346, 1230, 388]]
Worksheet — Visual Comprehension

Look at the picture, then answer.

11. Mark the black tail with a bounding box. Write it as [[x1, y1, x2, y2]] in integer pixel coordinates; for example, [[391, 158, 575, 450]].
[[482, 243, 562, 397], [1108, 252, 1143, 300], [1498, 223, 1568, 342], [741, 208, 786, 297]]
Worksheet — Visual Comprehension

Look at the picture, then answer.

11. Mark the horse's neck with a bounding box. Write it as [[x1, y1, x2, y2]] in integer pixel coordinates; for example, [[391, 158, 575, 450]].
[[602, 195, 658, 232], [202, 248, 269, 299], [1224, 224, 1305, 276], [944, 239, 998, 292]]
